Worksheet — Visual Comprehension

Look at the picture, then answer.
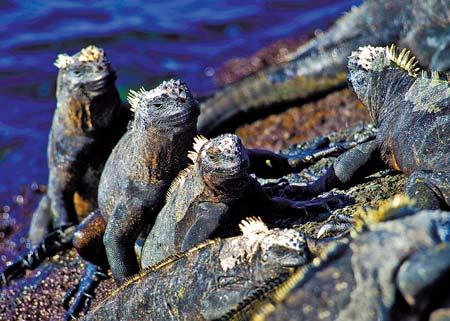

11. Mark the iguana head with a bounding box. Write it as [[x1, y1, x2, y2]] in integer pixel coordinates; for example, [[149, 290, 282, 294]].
[[127, 79, 199, 131], [348, 45, 420, 124], [54, 45, 120, 131], [220, 218, 310, 277], [55, 45, 116, 98], [197, 134, 250, 193]]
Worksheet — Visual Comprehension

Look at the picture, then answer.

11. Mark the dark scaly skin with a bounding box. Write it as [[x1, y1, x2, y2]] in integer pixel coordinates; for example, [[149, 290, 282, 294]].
[[141, 134, 343, 267], [72, 79, 200, 285], [65, 95, 312, 320], [197, 0, 450, 135], [222, 206, 450, 321], [28, 45, 125, 245], [83, 218, 330, 321], [288, 45, 450, 210]]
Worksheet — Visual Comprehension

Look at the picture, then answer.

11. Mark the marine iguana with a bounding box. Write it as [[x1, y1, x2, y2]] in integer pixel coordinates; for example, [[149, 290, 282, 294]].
[[30, 45, 125, 243], [63, 131, 353, 320], [221, 197, 450, 321], [0, 45, 127, 286], [71, 79, 200, 286], [197, 0, 450, 135], [82, 217, 341, 321], [283, 45, 450, 211], [141, 134, 344, 267]]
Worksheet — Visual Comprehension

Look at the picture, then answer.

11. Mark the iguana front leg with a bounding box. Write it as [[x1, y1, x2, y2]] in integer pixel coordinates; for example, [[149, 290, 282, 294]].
[[103, 197, 152, 284], [47, 171, 76, 228], [180, 202, 229, 251]]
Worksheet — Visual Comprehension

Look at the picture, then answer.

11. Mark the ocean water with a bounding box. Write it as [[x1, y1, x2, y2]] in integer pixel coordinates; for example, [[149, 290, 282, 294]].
[[0, 0, 361, 198]]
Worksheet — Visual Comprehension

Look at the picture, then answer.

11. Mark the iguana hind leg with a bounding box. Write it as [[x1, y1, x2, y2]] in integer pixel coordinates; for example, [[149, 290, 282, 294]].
[[62, 262, 108, 321], [406, 170, 450, 210], [0, 225, 74, 287], [28, 194, 52, 246], [73, 209, 108, 268]]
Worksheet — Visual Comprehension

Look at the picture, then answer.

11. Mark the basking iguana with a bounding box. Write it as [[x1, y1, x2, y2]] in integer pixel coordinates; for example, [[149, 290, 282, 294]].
[[71, 79, 200, 286], [82, 217, 342, 321], [29, 45, 125, 243], [197, 0, 450, 135], [221, 198, 450, 321], [64, 131, 353, 320], [141, 134, 343, 267], [0, 46, 127, 286], [283, 45, 450, 211]]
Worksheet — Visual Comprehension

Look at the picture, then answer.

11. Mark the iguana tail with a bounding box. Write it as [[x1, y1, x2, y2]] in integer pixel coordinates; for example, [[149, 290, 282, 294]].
[[197, 0, 403, 135]]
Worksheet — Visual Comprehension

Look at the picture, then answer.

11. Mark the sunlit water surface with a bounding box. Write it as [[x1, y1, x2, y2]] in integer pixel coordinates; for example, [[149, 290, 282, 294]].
[[0, 0, 361, 203]]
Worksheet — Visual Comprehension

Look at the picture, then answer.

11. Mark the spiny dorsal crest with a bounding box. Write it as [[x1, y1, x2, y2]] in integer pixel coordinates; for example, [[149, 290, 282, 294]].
[[78, 45, 104, 63], [187, 135, 208, 164], [127, 79, 187, 114], [127, 86, 147, 113], [220, 217, 270, 271], [386, 44, 421, 77], [354, 194, 415, 231], [349, 45, 421, 77], [54, 54, 74, 69], [165, 165, 194, 202], [239, 216, 269, 237]]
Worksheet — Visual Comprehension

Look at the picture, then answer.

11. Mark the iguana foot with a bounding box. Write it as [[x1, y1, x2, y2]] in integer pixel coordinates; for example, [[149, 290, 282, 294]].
[[316, 213, 355, 238], [63, 263, 109, 321], [0, 224, 74, 287], [272, 192, 351, 218], [286, 132, 376, 172]]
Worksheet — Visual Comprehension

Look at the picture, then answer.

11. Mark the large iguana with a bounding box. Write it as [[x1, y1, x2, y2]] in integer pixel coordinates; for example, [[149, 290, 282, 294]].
[[82, 217, 345, 321], [282, 45, 450, 212], [71, 79, 200, 286], [221, 198, 450, 321], [141, 134, 343, 267], [197, 0, 450, 135]]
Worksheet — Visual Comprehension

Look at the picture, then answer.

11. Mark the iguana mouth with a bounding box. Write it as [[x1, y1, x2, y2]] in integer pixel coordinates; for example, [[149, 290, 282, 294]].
[[156, 107, 199, 128], [83, 71, 117, 93]]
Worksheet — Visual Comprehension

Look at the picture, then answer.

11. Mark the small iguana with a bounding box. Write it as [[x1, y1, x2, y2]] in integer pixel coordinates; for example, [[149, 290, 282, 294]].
[[141, 134, 343, 267], [284, 45, 450, 210], [0, 46, 128, 287], [221, 198, 450, 321], [82, 217, 340, 321], [28, 45, 126, 245], [197, 0, 450, 135]]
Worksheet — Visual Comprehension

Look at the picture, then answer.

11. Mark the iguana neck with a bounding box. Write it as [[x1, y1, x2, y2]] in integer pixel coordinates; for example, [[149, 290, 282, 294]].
[[133, 125, 195, 180], [369, 68, 416, 126], [56, 86, 120, 136]]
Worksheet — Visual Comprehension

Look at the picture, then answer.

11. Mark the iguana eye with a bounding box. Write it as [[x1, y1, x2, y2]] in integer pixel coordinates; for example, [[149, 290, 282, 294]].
[[207, 147, 221, 163], [153, 103, 163, 109]]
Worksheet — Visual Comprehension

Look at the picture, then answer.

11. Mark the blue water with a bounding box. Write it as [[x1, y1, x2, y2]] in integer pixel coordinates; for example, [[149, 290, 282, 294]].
[[0, 0, 361, 197]]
